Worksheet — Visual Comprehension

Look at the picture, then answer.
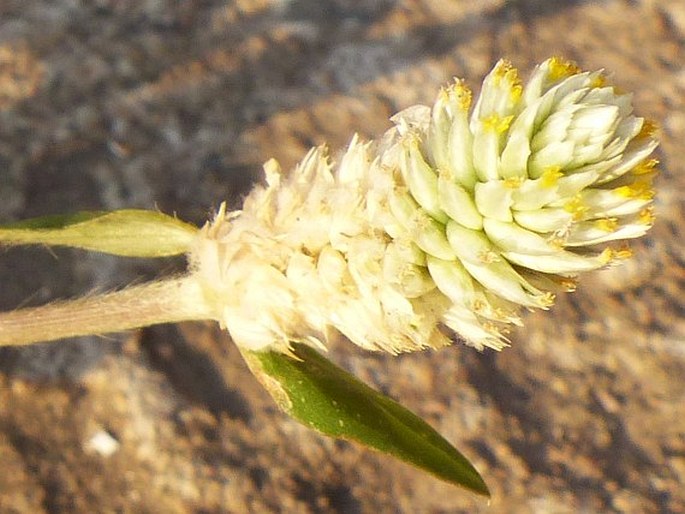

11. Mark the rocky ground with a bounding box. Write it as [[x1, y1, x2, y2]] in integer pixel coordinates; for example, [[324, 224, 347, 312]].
[[0, 0, 683, 512]]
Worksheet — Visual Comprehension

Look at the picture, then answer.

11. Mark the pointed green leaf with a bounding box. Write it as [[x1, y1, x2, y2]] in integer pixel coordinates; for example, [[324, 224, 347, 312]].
[[242, 343, 489, 496], [0, 210, 198, 257]]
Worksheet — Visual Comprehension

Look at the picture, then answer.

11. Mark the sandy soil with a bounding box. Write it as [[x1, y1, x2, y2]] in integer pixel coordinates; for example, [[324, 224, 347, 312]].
[[0, 1, 683, 512]]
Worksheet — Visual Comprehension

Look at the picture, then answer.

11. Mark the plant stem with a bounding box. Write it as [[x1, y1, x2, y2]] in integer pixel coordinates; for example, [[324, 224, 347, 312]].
[[0, 275, 213, 346]]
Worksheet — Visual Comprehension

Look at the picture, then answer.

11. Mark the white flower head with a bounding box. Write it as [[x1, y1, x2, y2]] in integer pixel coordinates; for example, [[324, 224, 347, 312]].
[[190, 57, 658, 353]]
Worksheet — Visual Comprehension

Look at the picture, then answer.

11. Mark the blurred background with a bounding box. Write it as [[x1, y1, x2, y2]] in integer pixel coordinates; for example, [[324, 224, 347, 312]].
[[0, 1, 683, 512]]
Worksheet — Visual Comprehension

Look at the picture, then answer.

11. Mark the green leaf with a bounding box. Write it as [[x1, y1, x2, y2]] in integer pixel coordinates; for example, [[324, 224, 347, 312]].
[[0, 210, 198, 257], [242, 343, 490, 496]]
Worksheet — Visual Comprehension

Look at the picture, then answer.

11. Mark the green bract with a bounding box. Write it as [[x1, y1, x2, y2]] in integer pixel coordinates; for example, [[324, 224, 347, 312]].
[[0, 210, 197, 257], [243, 343, 489, 496]]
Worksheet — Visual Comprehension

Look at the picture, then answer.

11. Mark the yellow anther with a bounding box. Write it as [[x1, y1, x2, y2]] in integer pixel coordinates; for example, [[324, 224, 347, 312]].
[[540, 166, 563, 188], [594, 217, 618, 232], [590, 74, 607, 89], [613, 246, 633, 260], [637, 119, 658, 139], [491, 60, 523, 103], [482, 114, 514, 134], [560, 278, 578, 292], [548, 56, 581, 81], [504, 69, 519, 85], [479, 250, 501, 264], [638, 187, 655, 201], [616, 178, 654, 200], [539, 292, 556, 308], [472, 298, 486, 311], [615, 185, 631, 198], [437, 165, 454, 182], [632, 158, 659, 175], [403, 130, 422, 147], [563, 195, 589, 221], [548, 235, 566, 250], [493, 60, 515, 83], [638, 207, 656, 225], [504, 176, 524, 189], [450, 79, 472, 110], [510, 83, 523, 103], [599, 247, 614, 265], [482, 321, 500, 335]]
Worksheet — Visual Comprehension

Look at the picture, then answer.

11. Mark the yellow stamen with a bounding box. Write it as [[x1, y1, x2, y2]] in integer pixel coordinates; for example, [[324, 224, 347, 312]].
[[482, 114, 514, 134], [600, 246, 633, 265], [510, 83, 523, 103], [638, 207, 655, 225], [539, 292, 556, 308], [482, 321, 500, 336], [493, 60, 514, 83], [540, 166, 563, 188], [589, 73, 607, 89], [492, 60, 523, 103], [615, 179, 655, 200], [401, 131, 423, 154], [450, 79, 472, 110], [612, 246, 633, 260], [594, 218, 618, 232], [632, 158, 659, 175], [560, 278, 578, 292], [637, 119, 658, 139], [564, 195, 589, 221], [548, 56, 581, 81], [505, 71, 522, 101], [472, 298, 486, 312], [599, 247, 614, 265], [548, 235, 566, 250], [479, 250, 500, 264], [504, 176, 524, 189]]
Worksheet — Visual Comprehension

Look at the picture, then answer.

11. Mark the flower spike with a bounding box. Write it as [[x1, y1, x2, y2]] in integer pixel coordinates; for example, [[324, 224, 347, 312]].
[[191, 58, 658, 352]]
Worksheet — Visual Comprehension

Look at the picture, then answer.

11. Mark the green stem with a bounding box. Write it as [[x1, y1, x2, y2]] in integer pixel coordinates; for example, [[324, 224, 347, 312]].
[[0, 276, 212, 346]]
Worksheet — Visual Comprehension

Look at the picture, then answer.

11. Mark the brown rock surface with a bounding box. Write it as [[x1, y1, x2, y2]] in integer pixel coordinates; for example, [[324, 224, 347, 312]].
[[0, 1, 683, 512]]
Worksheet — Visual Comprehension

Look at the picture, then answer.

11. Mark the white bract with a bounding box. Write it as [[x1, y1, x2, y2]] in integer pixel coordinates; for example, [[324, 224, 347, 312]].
[[190, 58, 658, 353]]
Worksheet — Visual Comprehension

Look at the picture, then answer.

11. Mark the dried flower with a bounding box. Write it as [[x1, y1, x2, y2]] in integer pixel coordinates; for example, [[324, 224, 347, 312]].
[[190, 57, 658, 353]]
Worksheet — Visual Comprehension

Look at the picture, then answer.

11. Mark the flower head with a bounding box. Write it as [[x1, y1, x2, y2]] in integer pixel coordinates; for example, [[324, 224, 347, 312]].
[[191, 58, 658, 353]]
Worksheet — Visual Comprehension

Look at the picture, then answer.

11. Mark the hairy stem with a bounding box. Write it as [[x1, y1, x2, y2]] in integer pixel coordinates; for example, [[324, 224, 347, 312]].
[[0, 275, 213, 346]]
